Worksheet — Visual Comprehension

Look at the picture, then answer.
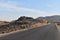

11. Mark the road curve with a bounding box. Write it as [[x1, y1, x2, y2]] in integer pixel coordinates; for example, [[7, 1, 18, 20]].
[[0, 24, 59, 40]]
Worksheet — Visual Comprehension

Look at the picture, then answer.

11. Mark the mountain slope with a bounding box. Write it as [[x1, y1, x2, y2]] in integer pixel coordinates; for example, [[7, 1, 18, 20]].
[[0, 16, 41, 34]]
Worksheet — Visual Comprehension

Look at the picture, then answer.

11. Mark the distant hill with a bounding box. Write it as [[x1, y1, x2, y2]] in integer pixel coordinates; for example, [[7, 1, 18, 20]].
[[36, 15, 60, 22], [0, 21, 9, 25]]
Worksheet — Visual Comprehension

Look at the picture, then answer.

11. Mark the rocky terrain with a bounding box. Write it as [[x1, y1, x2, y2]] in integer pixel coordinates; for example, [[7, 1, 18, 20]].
[[0, 15, 60, 34], [0, 16, 50, 34]]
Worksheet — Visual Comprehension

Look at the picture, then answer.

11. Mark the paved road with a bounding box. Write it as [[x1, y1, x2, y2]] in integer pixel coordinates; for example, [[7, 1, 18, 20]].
[[0, 24, 60, 40]]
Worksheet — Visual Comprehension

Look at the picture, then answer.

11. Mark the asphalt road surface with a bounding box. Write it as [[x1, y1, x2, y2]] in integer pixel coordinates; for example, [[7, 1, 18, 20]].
[[0, 24, 60, 40]]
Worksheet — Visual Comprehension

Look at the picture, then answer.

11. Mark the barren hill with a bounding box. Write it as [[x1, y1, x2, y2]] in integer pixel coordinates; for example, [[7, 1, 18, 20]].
[[0, 16, 50, 34]]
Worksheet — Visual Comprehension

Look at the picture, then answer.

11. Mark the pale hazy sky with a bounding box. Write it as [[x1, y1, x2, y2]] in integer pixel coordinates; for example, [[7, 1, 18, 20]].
[[0, 0, 60, 21]]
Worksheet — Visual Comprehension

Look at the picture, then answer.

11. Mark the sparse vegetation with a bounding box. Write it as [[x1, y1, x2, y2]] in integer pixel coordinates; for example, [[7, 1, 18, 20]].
[[0, 16, 52, 34]]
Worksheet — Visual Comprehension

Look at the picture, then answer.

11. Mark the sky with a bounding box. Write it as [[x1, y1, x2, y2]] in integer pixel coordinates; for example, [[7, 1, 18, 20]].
[[0, 0, 60, 21]]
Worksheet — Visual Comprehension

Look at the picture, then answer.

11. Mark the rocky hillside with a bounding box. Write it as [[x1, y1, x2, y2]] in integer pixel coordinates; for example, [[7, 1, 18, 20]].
[[0, 16, 55, 34], [0, 16, 48, 34]]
